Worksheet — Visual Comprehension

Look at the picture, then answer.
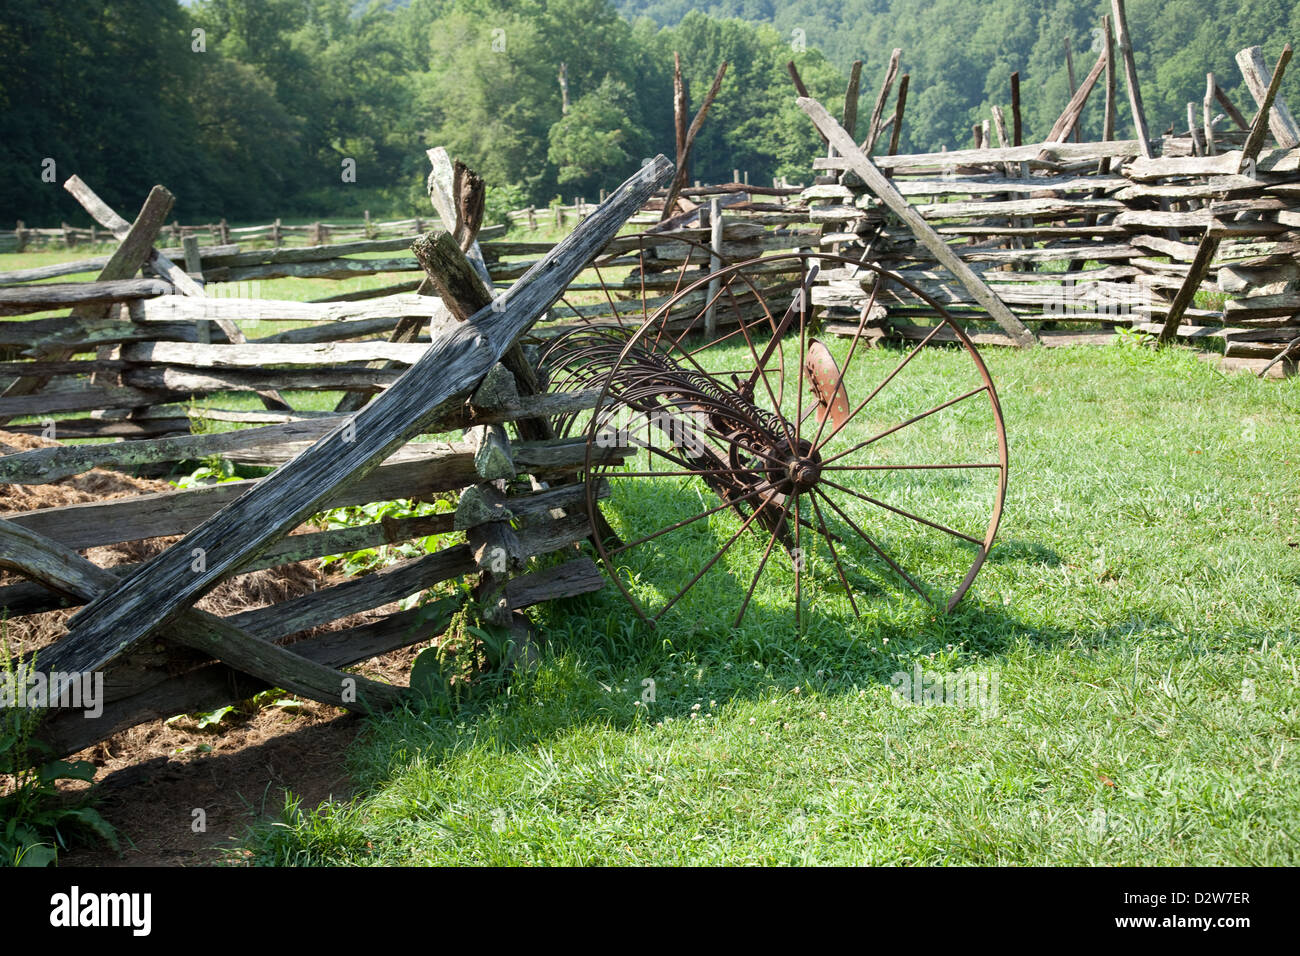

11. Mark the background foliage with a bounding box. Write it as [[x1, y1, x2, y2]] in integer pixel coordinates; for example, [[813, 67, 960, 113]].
[[1, 0, 1297, 222]]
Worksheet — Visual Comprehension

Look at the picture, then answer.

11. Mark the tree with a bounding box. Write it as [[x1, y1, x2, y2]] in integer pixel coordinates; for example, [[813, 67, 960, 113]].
[[548, 78, 648, 191]]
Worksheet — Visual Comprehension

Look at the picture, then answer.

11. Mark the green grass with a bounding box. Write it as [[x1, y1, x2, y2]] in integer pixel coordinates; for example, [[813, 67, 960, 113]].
[[236, 339, 1300, 866]]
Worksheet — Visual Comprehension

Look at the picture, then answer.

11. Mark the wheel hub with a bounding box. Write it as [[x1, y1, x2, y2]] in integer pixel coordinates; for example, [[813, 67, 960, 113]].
[[787, 454, 822, 492], [766, 436, 821, 495]]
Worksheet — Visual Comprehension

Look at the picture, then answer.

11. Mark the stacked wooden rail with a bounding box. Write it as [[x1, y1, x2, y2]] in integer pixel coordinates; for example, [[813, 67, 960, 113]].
[[0, 172, 820, 439], [0, 214, 503, 254], [0, 157, 677, 761], [4, 179, 795, 253], [792, 8, 1300, 375]]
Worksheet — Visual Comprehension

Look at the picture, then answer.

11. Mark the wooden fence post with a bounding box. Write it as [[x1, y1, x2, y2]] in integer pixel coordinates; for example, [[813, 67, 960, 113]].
[[14, 221, 25, 253], [272, 217, 282, 246], [182, 235, 210, 345], [45, 155, 674, 671]]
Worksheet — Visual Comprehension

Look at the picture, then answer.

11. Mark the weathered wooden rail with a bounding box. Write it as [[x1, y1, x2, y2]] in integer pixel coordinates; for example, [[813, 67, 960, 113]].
[[0, 154, 818, 440], [793, 15, 1300, 375], [0, 155, 677, 762]]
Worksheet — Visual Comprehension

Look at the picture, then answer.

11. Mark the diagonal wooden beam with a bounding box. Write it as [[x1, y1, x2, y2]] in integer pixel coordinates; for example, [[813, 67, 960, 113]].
[[841, 60, 863, 142], [1156, 230, 1220, 344], [786, 60, 822, 148], [659, 62, 728, 222], [861, 49, 902, 154], [1163, 46, 1296, 345], [1235, 45, 1300, 148], [0, 519, 404, 713], [887, 74, 910, 158], [1215, 85, 1250, 130], [1099, 14, 1116, 173], [42, 156, 674, 678], [798, 97, 1037, 347], [674, 52, 690, 171], [62, 176, 291, 412], [0, 185, 173, 423], [1042, 47, 1107, 149], [1111, 0, 1154, 159], [1238, 44, 1294, 173], [1064, 36, 1080, 143]]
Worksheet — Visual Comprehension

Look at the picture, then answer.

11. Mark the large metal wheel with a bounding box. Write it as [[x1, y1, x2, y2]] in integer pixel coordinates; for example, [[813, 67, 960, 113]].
[[540, 251, 1008, 631]]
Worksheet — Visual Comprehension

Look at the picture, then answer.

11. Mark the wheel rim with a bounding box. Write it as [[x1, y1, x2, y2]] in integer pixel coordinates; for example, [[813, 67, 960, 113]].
[[541, 251, 1008, 630]]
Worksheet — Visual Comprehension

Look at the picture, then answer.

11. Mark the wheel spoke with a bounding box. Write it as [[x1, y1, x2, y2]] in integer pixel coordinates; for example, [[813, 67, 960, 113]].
[[815, 319, 952, 451], [809, 492, 860, 618], [808, 278, 882, 451], [606, 483, 771, 557], [793, 485, 803, 634], [818, 476, 984, 546], [815, 488, 932, 605], [821, 462, 1002, 472], [655, 495, 774, 619], [662, 271, 736, 353], [818, 384, 989, 467], [612, 467, 775, 479], [650, 246, 708, 351], [719, 280, 794, 447], [734, 494, 795, 626], [592, 263, 630, 330]]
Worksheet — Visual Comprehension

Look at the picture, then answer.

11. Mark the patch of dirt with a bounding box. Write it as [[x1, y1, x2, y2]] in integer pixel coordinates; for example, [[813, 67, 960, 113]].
[[56, 642, 427, 868], [0, 430, 430, 866]]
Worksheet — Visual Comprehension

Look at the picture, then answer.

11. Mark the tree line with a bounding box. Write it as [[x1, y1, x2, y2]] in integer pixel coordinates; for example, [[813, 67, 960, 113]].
[[1, 0, 1296, 226]]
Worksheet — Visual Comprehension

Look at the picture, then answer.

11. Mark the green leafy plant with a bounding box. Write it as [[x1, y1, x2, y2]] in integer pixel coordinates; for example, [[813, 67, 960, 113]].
[[165, 686, 308, 733], [0, 637, 117, 866], [484, 182, 530, 230], [317, 497, 456, 578], [1114, 325, 1157, 348], [408, 596, 517, 712], [173, 458, 245, 489]]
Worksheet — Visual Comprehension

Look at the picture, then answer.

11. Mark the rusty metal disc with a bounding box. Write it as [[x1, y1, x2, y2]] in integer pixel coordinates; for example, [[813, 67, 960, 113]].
[[803, 338, 851, 429]]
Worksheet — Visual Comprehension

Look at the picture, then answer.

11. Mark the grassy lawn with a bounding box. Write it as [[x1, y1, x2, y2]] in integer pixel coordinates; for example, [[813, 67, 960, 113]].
[[239, 340, 1300, 866]]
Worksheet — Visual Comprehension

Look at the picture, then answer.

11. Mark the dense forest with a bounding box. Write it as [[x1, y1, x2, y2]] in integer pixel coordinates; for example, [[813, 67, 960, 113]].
[[1, 0, 1296, 225]]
